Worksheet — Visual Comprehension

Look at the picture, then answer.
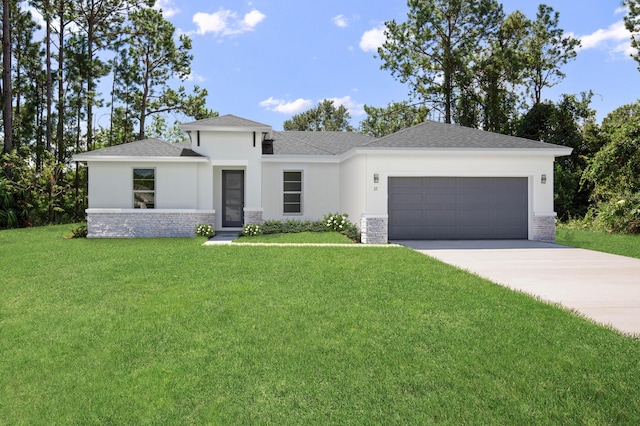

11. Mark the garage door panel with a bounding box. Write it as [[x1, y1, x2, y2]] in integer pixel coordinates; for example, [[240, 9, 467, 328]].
[[394, 210, 424, 222], [388, 177, 528, 240], [390, 193, 424, 205], [389, 177, 424, 189], [458, 210, 490, 226], [425, 193, 457, 205]]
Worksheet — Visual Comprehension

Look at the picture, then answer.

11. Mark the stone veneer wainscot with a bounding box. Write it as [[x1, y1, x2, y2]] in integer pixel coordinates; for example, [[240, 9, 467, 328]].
[[86, 209, 216, 238]]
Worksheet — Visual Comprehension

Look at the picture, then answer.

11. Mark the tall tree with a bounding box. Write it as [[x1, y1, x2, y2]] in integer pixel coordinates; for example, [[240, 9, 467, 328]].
[[124, 7, 205, 140], [283, 99, 353, 131], [11, 6, 42, 151], [2, 0, 13, 154], [359, 101, 428, 137], [516, 92, 595, 219], [521, 4, 580, 105], [625, 0, 640, 70], [378, 0, 503, 124], [583, 101, 640, 202], [457, 10, 529, 132], [73, 0, 146, 150]]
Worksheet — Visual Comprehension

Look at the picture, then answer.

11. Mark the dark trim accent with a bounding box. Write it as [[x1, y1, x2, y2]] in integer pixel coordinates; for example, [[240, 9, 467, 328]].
[[197, 130, 200, 147], [253, 132, 256, 147]]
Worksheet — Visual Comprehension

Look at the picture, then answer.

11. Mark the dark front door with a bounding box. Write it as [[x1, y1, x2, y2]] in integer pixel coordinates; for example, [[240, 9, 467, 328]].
[[222, 170, 244, 227]]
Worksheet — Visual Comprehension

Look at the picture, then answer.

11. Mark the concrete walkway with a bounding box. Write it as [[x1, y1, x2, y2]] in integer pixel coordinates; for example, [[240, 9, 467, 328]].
[[397, 240, 640, 337]]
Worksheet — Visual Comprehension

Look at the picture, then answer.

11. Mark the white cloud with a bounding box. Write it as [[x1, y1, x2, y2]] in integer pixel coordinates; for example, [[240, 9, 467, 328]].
[[193, 8, 266, 37], [185, 72, 207, 83], [614, 5, 627, 15], [325, 96, 365, 116], [259, 97, 313, 114], [154, 0, 180, 18], [359, 25, 386, 52], [243, 9, 266, 29], [332, 14, 348, 28], [578, 20, 635, 58]]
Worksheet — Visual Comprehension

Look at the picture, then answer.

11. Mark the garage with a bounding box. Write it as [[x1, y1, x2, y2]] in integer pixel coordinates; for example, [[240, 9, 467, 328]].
[[388, 177, 528, 240]]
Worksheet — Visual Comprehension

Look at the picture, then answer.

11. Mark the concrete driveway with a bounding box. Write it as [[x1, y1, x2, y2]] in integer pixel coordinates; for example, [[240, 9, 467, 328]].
[[397, 240, 640, 337]]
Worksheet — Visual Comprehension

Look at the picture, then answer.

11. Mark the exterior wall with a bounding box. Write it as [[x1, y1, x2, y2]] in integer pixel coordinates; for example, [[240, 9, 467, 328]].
[[87, 161, 200, 209], [339, 154, 367, 228], [356, 150, 558, 242], [261, 160, 340, 222], [193, 130, 263, 217], [86, 209, 215, 238]]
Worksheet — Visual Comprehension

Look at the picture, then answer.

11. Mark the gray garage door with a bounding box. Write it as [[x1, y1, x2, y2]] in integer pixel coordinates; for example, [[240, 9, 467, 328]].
[[388, 177, 528, 240]]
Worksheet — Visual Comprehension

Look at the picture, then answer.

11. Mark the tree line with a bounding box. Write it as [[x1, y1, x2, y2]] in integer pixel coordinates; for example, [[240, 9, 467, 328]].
[[2, 0, 640, 233], [284, 0, 640, 234], [0, 0, 216, 228]]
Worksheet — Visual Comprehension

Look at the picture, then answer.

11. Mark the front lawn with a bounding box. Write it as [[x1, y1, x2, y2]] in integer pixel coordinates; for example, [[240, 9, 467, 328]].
[[557, 226, 640, 259], [1, 225, 639, 424]]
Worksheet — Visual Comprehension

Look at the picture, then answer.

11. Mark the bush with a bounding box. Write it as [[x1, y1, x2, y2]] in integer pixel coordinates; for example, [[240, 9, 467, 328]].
[[591, 195, 640, 234], [261, 219, 325, 234], [323, 212, 360, 242], [69, 223, 88, 238], [242, 224, 263, 236], [195, 224, 215, 238]]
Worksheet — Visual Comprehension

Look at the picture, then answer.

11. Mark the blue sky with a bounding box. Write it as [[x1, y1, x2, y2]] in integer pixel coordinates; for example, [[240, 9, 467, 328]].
[[152, 1, 637, 129]]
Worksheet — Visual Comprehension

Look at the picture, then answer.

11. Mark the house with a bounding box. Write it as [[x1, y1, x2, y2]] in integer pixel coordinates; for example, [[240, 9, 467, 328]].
[[73, 114, 572, 243]]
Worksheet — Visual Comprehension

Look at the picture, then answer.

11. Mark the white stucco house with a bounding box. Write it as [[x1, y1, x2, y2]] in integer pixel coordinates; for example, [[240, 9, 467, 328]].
[[73, 114, 572, 243]]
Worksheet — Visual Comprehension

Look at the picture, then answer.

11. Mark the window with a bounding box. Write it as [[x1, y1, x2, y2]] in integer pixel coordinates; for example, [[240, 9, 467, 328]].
[[283, 171, 302, 214], [133, 168, 155, 208]]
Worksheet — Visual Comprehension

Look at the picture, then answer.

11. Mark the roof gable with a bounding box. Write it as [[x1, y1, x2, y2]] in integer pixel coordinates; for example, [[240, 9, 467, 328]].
[[181, 114, 272, 131]]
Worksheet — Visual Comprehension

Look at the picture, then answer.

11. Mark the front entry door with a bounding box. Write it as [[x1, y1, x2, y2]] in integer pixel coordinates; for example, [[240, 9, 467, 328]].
[[222, 170, 244, 227]]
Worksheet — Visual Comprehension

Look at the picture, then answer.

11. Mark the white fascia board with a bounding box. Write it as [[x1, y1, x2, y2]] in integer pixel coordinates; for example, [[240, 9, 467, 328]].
[[341, 147, 573, 160], [73, 155, 209, 163]]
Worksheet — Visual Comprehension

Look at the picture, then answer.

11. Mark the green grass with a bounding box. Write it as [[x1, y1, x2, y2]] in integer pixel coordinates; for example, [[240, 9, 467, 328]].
[[235, 231, 355, 244], [557, 225, 640, 259], [2, 225, 640, 424]]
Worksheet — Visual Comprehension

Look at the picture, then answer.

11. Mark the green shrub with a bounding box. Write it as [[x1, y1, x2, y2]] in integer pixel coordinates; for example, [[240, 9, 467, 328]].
[[323, 212, 360, 242], [242, 224, 263, 236], [256, 214, 361, 242], [261, 219, 325, 234], [195, 224, 215, 238], [591, 194, 640, 234], [69, 223, 88, 238]]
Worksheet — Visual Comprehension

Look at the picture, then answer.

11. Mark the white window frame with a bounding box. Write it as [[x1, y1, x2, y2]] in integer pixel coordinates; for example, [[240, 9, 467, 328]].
[[133, 168, 156, 209], [283, 170, 303, 215]]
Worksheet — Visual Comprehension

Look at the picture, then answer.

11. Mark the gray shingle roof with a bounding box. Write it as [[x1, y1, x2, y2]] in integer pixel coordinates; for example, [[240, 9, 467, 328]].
[[181, 114, 271, 129], [365, 120, 567, 150], [75, 138, 204, 158], [271, 131, 375, 155]]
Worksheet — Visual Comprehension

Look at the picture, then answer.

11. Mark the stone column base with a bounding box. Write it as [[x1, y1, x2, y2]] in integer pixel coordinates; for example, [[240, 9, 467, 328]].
[[532, 213, 557, 243], [244, 208, 264, 225], [360, 215, 388, 244]]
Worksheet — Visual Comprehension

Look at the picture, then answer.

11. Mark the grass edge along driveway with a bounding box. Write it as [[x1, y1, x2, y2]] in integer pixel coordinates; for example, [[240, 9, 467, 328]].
[[1, 225, 639, 424]]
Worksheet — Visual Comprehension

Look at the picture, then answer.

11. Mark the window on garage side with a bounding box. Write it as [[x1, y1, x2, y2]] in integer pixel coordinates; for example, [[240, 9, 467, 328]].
[[283, 171, 302, 214], [133, 168, 155, 208]]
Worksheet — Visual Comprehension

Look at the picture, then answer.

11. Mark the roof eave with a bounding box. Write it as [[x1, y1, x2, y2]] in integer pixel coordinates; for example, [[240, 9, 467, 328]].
[[73, 154, 209, 163]]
